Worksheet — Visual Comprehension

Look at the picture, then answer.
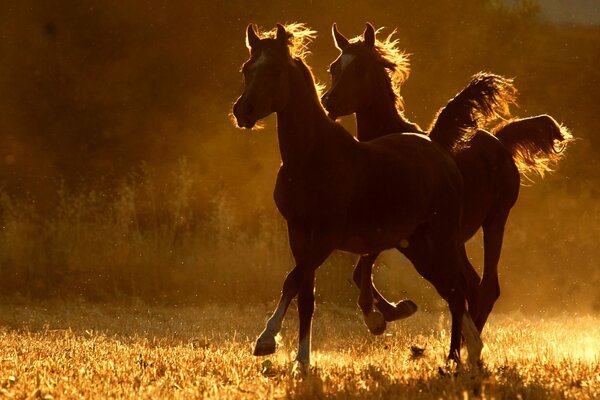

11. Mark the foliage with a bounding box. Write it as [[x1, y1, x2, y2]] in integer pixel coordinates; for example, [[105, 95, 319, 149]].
[[0, 160, 598, 312]]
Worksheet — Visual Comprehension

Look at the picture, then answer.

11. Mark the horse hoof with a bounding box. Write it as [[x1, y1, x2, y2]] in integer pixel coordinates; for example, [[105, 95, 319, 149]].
[[365, 311, 387, 335], [292, 360, 310, 378], [253, 336, 277, 356], [386, 300, 418, 322]]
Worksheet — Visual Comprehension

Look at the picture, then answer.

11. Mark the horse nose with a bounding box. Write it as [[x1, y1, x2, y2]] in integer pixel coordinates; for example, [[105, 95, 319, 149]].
[[233, 97, 251, 117], [244, 102, 254, 116], [233, 97, 256, 128], [233, 100, 241, 118]]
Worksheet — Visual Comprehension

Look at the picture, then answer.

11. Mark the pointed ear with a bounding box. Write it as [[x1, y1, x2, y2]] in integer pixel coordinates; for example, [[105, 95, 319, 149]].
[[275, 23, 288, 45], [332, 23, 349, 50], [363, 23, 375, 48], [246, 24, 260, 49]]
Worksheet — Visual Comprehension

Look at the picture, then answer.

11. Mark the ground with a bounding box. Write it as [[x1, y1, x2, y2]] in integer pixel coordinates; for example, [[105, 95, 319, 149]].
[[0, 302, 598, 399]]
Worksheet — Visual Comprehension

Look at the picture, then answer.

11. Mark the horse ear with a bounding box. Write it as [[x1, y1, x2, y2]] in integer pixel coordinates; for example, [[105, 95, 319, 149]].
[[332, 23, 349, 50], [275, 23, 288, 45], [363, 23, 375, 48], [246, 24, 260, 49]]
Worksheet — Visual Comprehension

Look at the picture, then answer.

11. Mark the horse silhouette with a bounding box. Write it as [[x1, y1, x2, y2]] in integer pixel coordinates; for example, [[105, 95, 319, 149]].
[[232, 23, 483, 369], [321, 23, 573, 333]]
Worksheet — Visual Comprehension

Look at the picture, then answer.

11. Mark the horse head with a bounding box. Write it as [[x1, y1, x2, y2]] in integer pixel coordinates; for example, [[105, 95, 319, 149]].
[[321, 23, 409, 119], [232, 24, 294, 129]]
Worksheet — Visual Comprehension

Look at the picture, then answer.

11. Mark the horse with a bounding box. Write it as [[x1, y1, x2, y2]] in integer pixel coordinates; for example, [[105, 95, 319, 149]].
[[232, 23, 483, 370], [321, 23, 573, 333]]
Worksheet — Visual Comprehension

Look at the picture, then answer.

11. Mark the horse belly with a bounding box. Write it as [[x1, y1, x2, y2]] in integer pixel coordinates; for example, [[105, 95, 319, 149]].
[[339, 204, 425, 254], [338, 230, 411, 254]]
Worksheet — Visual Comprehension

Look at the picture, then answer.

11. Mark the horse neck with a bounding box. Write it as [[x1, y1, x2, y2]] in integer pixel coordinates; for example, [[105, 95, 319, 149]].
[[276, 68, 332, 169], [356, 85, 420, 140]]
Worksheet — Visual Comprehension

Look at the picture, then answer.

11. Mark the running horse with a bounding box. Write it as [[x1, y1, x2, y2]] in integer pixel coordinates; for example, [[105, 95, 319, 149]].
[[321, 23, 573, 333], [232, 23, 483, 369]]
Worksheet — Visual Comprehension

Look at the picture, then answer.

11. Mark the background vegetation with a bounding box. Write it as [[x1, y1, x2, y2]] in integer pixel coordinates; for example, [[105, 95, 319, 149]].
[[0, 0, 599, 313]]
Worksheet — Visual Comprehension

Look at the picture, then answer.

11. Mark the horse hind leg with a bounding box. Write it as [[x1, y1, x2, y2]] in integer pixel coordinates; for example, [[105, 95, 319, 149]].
[[443, 281, 482, 367], [454, 245, 483, 366], [476, 207, 510, 332], [462, 312, 483, 368], [423, 235, 480, 366], [459, 244, 482, 322]]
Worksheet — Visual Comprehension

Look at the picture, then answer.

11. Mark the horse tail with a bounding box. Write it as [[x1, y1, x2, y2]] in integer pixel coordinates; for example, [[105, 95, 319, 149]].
[[493, 114, 573, 178], [429, 72, 517, 153]]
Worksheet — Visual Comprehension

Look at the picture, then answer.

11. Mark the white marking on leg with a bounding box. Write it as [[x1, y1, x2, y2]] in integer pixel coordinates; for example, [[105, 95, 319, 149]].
[[262, 299, 288, 339], [462, 313, 483, 366]]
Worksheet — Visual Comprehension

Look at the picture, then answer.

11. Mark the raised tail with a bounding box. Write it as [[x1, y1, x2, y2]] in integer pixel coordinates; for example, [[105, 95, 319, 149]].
[[493, 114, 573, 178], [429, 72, 517, 153]]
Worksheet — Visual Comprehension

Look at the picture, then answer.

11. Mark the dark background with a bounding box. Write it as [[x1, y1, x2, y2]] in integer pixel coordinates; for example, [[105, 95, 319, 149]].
[[0, 1, 598, 312]]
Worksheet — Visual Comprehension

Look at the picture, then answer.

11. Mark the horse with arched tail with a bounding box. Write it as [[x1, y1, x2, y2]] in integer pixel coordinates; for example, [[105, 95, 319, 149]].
[[493, 115, 572, 180], [232, 23, 482, 370], [322, 23, 573, 334]]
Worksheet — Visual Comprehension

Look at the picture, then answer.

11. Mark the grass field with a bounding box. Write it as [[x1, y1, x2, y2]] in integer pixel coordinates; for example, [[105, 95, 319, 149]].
[[0, 302, 598, 399]]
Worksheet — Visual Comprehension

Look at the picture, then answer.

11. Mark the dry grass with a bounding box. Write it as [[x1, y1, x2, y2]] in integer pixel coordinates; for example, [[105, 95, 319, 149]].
[[0, 302, 598, 399]]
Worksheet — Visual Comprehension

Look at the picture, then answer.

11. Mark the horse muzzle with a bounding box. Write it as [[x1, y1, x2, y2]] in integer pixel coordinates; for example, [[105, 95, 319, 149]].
[[232, 99, 258, 129], [321, 91, 349, 120]]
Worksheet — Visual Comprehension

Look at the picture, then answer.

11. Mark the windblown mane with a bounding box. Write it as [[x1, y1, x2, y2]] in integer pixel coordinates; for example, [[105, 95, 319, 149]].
[[252, 23, 316, 59], [351, 29, 411, 112], [253, 23, 324, 98], [492, 115, 573, 179]]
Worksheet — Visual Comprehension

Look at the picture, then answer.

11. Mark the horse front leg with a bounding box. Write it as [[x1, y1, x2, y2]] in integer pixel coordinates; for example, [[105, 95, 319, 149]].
[[294, 269, 316, 373], [353, 254, 417, 328], [254, 265, 308, 356], [255, 225, 331, 364]]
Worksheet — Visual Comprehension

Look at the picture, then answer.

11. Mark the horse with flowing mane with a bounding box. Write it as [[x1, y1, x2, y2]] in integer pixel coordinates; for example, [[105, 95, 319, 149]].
[[321, 23, 573, 333], [232, 23, 483, 370]]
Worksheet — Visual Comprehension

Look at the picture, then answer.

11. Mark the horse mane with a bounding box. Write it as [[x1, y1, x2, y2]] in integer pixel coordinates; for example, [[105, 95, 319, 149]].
[[429, 72, 517, 153], [350, 29, 411, 113], [252, 23, 324, 99], [252, 23, 316, 60], [492, 115, 573, 178]]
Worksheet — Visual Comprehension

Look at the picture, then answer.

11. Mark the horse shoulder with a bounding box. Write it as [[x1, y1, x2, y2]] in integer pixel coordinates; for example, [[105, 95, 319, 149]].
[[273, 147, 357, 227]]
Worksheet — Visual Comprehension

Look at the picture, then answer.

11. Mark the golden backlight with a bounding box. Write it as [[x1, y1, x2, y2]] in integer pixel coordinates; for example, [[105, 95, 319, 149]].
[[0, 1, 599, 397]]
